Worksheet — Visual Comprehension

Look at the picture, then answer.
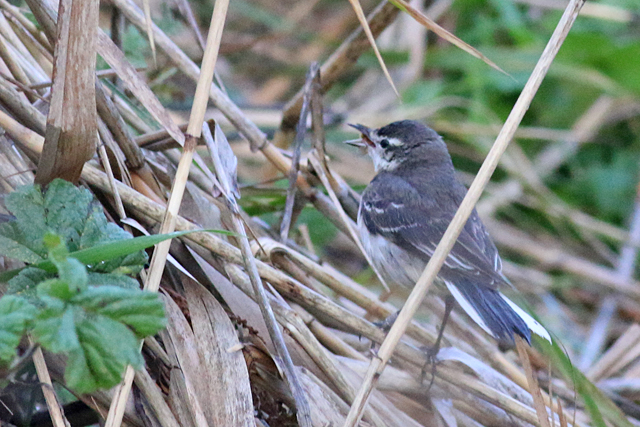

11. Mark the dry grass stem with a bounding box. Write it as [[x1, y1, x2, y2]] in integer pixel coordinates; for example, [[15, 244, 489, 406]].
[[345, 0, 399, 97], [308, 153, 390, 291], [31, 346, 69, 427], [388, 0, 506, 75], [516, 337, 552, 427]]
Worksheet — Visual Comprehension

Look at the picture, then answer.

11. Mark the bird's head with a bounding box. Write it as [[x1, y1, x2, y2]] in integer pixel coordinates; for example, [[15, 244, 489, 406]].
[[346, 120, 449, 172]]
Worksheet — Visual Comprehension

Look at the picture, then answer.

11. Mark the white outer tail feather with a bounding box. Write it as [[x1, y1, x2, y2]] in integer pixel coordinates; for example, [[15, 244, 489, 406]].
[[445, 282, 552, 343], [501, 294, 551, 342]]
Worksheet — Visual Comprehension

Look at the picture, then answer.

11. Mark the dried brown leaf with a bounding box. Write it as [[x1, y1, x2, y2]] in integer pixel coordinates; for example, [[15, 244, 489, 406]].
[[182, 278, 254, 427]]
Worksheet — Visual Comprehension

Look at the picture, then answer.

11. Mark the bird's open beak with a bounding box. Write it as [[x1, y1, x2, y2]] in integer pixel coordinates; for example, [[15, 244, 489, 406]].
[[345, 123, 374, 148]]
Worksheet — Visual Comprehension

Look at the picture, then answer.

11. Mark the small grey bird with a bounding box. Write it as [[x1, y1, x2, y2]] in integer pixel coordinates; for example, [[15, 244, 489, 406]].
[[347, 120, 550, 348]]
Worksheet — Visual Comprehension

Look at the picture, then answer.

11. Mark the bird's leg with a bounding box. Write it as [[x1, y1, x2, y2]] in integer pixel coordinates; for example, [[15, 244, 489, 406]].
[[422, 294, 455, 389]]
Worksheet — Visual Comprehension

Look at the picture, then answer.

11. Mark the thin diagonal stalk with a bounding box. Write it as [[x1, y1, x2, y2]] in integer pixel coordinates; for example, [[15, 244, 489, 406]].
[[103, 1, 228, 427]]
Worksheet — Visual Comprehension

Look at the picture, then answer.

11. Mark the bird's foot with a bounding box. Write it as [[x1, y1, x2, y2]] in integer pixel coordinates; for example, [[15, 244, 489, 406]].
[[373, 310, 400, 333], [420, 343, 442, 391]]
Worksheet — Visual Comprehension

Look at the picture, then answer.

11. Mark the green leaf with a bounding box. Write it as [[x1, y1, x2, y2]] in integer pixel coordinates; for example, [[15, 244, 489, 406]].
[[42, 179, 95, 252], [31, 289, 155, 394], [71, 286, 166, 338], [52, 256, 88, 297], [78, 204, 113, 249], [0, 222, 44, 263], [65, 312, 143, 394], [0, 296, 37, 363], [87, 272, 139, 289], [65, 348, 97, 394], [0, 228, 233, 283], [1, 180, 150, 277], [31, 297, 77, 353], [7, 267, 51, 299], [35, 237, 87, 300], [5, 182, 48, 256]]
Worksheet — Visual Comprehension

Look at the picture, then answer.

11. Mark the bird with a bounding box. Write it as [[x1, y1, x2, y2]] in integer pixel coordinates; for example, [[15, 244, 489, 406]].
[[346, 120, 551, 349]]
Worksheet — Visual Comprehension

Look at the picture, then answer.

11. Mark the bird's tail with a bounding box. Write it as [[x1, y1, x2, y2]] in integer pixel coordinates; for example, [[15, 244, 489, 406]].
[[445, 281, 551, 348]]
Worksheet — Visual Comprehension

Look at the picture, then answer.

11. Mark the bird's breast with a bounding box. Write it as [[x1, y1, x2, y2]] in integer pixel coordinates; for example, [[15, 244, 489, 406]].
[[357, 210, 425, 288]]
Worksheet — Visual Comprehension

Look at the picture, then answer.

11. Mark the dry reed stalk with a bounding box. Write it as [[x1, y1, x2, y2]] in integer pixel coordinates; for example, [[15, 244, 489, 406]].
[[0, 77, 46, 134], [31, 346, 69, 427], [132, 369, 181, 427], [342, 0, 586, 423], [0, 37, 33, 102], [109, 0, 267, 149], [280, 64, 317, 242], [104, 0, 230, 426], [0, 0, 50, 50], [587, 324, 640, 382], [516, 336, 552, 427], [345, 0, 398, 97]]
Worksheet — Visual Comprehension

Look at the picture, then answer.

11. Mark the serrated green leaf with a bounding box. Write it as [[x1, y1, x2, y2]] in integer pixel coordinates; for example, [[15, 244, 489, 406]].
[[65, 314, 143, 393], [5, 182, 48, 256], [31, 300, 78, 353], [71, 286, 166, 337], [0, 296, 37, 363], [0, 222, 44, 263], [87, 272, 139, 289], [43, 179, 94, 252], [79, 204, 111, 249], [7, 267, 52, 298], [65, 348, 97, 394]]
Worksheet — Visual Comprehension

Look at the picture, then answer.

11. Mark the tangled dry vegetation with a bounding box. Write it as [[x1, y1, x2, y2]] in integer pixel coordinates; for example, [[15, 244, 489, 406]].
[[1, 0, 640, 426]]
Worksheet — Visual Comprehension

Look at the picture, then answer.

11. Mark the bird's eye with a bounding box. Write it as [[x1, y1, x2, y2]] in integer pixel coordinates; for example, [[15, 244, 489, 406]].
[[379, 139, 390, 148]]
